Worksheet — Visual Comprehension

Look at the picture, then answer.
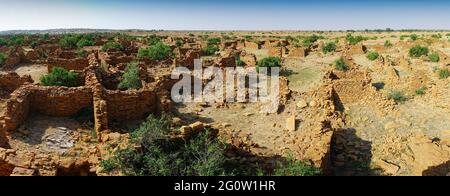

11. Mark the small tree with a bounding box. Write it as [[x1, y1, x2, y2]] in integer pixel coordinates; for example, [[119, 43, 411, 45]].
[[40, 67, 79, 87], [207, 37, 221, 45], [147, 42, 172, 61], [335, 58, 349, 71], [202, 45, 219, 56], [59, 35, 79, 49], [118, 62, 142, 90], [101, 42, 123, 52], [429, 53, 440, 62], [409, 45, 428, 58], [410, 34, 418, 41], [322, 42, 337, 54], [76, 38, 95, 48], [0, 38, 8, 47], [0, 53, 7, 65], [366, 51, 379, 61], [258, 57, 281, 68]]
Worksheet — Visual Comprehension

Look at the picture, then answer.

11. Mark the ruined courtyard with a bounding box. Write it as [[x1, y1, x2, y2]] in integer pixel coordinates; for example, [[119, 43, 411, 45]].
[[0, 31, 449, 176]]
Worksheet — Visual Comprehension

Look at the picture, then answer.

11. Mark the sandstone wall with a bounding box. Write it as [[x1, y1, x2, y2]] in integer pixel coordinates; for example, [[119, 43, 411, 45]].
[[29, 86, 93, 117], [47, 57, 89, 72], [105, 89, 157, 122], [0, 72, 33, 93]]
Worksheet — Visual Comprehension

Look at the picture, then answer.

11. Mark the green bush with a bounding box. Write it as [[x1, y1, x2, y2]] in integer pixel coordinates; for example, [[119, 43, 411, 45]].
[[0, 38, 8, 47], [346, 34, 368, 45], [148, 42, 172, 61], [429, 52, 440, 62], [101, 42, 123, 52], [118, 62, 142, 90], [272, 154, 321, 176], [366, 51, 379, 61], [40, 67, 79, 87], [431, 34, 442, 39], [30, 41, 38, 49], [147, 34, 161, 46], [59, 35, 79, 49], [76, 49, 88, 58], [244, 35, 253, 41], [207, 37, 221, 45], [257, 57, 281, 68], [415, 86, 427, 95], [175, 39, 184, 47], [438, 68, 450, 79], [384, 40, 393, 47], [387, 91, 407, 104], [335, 58, 349, 71], [0, 53, 7, 65], [100, 114, 239, 176], [409, 45, 429, 58], [410, 34, 418, 41], [188, 33, 194, 37], [303, 34, 324, 47], [10, 35, 24, 46], [76, 38, 94, 48], [322, 42, 337, 54], [202, 44, 219, 56]]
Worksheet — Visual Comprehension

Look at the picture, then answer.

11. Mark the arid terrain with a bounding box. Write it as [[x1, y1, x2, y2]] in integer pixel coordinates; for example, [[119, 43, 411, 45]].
[[0, 30, 449, 176]]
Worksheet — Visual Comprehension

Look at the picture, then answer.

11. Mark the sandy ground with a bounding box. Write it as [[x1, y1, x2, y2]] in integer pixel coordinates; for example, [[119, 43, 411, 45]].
[[14, 64, 48, 84]]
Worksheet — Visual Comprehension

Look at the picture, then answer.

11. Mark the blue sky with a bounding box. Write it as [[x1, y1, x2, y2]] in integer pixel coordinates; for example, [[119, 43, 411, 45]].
[[1, 0, 450, 30]]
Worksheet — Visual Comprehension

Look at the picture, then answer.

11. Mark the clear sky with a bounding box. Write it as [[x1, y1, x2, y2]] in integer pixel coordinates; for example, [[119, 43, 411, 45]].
[[1, 0, 450, 31]]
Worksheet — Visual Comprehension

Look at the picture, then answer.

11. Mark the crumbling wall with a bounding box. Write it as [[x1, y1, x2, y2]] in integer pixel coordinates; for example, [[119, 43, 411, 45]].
[[29, 86, 93, 116], [0, 72, 33, 93], [289, 47, 308, 58], [47, 57, 89, 72], [106, 89, 157, 122], [2, 86, 32, 131]]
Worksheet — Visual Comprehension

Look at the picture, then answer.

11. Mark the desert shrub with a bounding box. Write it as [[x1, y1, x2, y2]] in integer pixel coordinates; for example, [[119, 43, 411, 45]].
[[118, 62, 142, 90], [137, 48, 149, 58], [429, 52, 440, 62], [384, 40, 393, 47], [410, 34, 418, 41], [335, 58, 349, 71], [431, 34, 442, 39], [40, 67, 79, 87], [346, 34, 368, 45], [0, 53, 7, 65], [366, 51, 379, 61], [100, 114, 239, 176], [322, 42, 337, 54], [30, 41, 38, 49], [438, 68, 450, 79], [446, 33, 450, 37], [400, 35, 409, 40], [409, 45, 428, 58], [147, 34, 161, 45], [188, 33, 194, 37], [244, 35, 253, 41], [76, 38, 94, 48], [387, 91, 407, 104], [303, 34, 323, 47], [59, 34, 79, 49], [0, 38, 7, 47], [101, 42, 123, 52], [40, 33, 50, 41], [175, 39, 184, 47], [257, 57, 281, 68], [10, 35, 24, 46], [76, 49, 88, 58], [207, 37, 221, 45], [272, 154, 321, 176], [415, 86, 427, 95], [202, 44, 219, 56], [147, 42, 172, 61]]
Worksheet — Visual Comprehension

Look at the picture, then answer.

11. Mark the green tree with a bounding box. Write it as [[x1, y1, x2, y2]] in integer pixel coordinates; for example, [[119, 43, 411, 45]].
[[101, 42, 123, 52], [40, 67, 79, 87], [202, 45, 219, 56], [147, 42, 172, 61], [118, 62, 142, 90], [0, 53, 7, 65], [322, 42, 337, 54]]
